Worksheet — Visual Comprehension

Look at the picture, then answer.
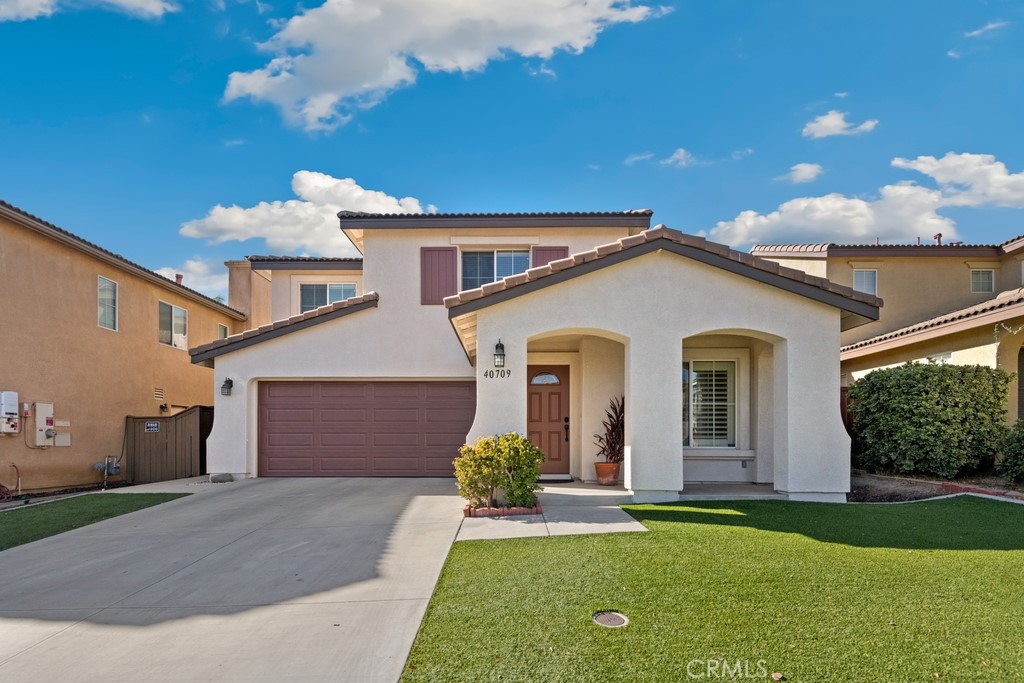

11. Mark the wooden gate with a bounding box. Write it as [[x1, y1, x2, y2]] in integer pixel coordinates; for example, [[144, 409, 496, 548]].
[[126, 406, 214, 484]]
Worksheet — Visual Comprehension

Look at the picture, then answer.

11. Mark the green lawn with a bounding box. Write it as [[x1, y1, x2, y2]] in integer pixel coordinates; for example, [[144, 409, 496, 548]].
[[403, 497, 1024, 682], [0, 493, 189, 551]]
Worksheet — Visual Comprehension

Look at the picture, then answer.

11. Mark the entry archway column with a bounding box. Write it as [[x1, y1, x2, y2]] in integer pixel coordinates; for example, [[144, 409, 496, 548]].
[[624, 331, 683, 502]]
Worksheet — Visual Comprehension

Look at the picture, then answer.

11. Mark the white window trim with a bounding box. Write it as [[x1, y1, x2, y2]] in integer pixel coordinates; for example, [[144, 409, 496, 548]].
[[291, 276, 359, 315], [217, 324, 229, 339], [683, 348, 750, 453], [97, 275, 118, 332], [459, 248, 531, 291], [158, 301, 188, 350], [852, 269, 878, 296], [970, 268, 995, 294]]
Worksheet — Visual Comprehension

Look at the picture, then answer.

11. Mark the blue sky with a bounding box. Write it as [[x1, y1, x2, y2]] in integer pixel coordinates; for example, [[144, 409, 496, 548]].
[[2, 0, 1023, 296]]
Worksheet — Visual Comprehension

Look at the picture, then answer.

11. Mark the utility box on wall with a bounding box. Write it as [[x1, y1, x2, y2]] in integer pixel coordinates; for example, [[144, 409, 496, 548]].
[[0, 391, 18, 434], [34, 401, 55, 447]]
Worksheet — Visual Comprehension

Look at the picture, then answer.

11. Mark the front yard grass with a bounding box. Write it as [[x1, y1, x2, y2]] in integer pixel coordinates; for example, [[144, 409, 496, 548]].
[[403, 497, 1024, 682], [0, 493, 189, 551]]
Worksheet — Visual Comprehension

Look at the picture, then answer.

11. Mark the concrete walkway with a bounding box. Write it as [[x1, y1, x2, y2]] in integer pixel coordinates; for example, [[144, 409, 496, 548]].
[[0, 477, 465, 683], [456, 481, 648, 541]]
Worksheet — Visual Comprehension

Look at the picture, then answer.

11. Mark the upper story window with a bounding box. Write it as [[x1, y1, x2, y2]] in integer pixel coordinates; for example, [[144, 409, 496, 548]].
[[461, 250, 530, 291], [97, 276, 118, 331], [853, 269, 877, 296], [971, 269, 995, 294], [300, 283, 356, 312], [158, 302, 188, 349], [217, 324, 229, 339]]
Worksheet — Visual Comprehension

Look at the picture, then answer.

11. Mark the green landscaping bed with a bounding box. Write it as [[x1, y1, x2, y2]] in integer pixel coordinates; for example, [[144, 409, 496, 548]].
[[0, 493, 189, 551], [403, 497, 1024, 682]]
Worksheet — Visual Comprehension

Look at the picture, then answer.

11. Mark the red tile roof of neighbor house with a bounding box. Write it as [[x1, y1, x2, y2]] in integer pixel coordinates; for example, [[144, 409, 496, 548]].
[[841, 286, 1024, 355], [0, 199, 246, 319], [445, 225, 882, 314], [337, 209, 654, 219], [750, 242, 1001, 258], [190, 292, 380, 363], [246, 255, 363, 263]]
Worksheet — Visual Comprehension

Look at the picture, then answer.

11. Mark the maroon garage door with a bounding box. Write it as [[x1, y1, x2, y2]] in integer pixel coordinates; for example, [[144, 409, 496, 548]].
[[258, 381, 476, 477]]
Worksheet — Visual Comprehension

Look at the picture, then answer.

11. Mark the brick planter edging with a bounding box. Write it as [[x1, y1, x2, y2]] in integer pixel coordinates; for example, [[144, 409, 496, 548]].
[[940, 482, 1024, 501], [463, 504, 543, 518]]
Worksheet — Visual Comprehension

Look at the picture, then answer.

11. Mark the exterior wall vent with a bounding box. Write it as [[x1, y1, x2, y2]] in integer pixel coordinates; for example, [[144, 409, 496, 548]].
[[154, 388, 165, 400]]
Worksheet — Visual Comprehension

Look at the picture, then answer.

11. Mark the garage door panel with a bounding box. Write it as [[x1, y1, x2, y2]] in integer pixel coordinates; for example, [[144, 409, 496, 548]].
[[259, 381, 474, 477]]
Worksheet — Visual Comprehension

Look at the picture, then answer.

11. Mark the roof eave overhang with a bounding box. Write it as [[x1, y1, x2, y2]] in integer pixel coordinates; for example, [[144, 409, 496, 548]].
[[247, 259, 364, 271], [2, 204, 246, 321], [841, 301, 1024, 361]]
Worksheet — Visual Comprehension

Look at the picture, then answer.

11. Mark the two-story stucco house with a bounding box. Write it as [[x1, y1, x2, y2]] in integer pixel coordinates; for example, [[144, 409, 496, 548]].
[[753, 236, 1024, 424], [0, 200, 246, 493], [192, 211, 880, 503]]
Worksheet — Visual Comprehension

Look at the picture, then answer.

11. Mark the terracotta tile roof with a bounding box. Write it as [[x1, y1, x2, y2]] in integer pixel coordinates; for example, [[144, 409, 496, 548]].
[[445, 225, 882, 310], [841, 287, 1024, 353], [190, 292, 379, 363], [0, 199, 245, 319], [337, 209, 653, 219], [751, 241, 1000, 257], [749, 243, 831, 255], [246, 255, 363, 263]]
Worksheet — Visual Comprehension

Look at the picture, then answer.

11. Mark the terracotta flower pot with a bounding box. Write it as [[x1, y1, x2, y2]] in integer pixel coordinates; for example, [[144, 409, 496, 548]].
[[594, 462, 621, 486]]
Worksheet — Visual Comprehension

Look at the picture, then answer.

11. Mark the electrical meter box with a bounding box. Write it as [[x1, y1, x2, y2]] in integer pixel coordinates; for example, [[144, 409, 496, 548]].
[[34, 401, 55, 447], [0, 392, 17, 417]]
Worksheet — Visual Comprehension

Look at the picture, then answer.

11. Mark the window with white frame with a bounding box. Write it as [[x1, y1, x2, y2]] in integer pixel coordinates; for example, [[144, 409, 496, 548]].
[[299, 283, 356, 312], [853, 269, 877, 296], [97, 276, 117, 331], [971, 269, 995, 294], [682, 360, 737, 448], [461, 250, 530, 291], [158, 302, 188, 349], [217, 324, 229, 339]]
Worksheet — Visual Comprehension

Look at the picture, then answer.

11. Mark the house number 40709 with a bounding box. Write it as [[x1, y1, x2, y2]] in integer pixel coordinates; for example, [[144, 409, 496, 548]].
[[484, 369, 511, 379]]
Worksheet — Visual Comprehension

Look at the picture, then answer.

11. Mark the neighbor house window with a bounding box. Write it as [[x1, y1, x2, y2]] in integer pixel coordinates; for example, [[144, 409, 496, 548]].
[[97, 276, 118, 331], [682, 360, 736, 448], [461, 250, 530, 290], [300, 283, 356, 312], [853, 269, 877, 296], [158, 302, 188, 349], [971, 269, 995, 294], [217, 324, 229, 339]]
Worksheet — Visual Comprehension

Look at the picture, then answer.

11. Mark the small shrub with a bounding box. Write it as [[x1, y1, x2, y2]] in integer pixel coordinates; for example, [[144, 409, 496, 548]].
[[454, 433, 545, 508], [593, 396, 625, 464], [1001, 421, 1024, 484], [849, 362, 1012, 478]]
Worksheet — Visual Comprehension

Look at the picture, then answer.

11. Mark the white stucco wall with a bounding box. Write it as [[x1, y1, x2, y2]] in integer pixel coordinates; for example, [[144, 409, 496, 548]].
[[464, 250, 850, 502]]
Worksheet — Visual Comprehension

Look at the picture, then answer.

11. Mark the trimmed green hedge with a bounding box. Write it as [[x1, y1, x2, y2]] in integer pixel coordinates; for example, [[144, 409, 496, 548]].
[[849, 363, 1011, 478], [1001, 421, 1024, 484]]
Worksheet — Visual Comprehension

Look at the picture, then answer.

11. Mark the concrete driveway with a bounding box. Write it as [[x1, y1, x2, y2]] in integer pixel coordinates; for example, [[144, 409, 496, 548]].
[[0, 477, 465, 683]]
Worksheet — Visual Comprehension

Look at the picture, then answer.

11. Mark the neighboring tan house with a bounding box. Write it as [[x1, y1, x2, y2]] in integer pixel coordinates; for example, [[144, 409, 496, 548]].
[[0, 200, 246, 493], [752, 235, 1024, 423], [192, 211, 879, 503]]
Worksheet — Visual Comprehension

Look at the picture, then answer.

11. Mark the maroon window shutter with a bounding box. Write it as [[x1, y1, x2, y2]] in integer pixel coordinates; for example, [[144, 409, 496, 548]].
[[532, 246, 570, 267], [421, 247, 458, 305]]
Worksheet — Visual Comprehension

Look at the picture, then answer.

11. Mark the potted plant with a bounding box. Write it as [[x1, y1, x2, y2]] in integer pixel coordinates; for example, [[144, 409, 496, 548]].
[[593, 396, 624, 485]]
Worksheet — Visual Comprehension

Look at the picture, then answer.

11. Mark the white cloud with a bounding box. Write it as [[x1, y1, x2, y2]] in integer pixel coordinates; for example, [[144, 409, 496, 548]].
[[587, 163, 600, 171], [802, 110, 878, 138], [947, 49, 961, 59], [892, 152, 1024, 208], [711, 152, 1024, 247], [660, 148, 695, 168], [223, 138, 246, 148], [156, 259, 230, 299], [224, 0, 670, 132], [833, 91, 849, 99], [180, 171, 428, 256], [528, 63, 557, 79], [965, 20, 1009, 38], [624, 152, 654, 166], [779, 162, 823, 184], [731, 147, 754, 160], [0, 0, 176, 20]]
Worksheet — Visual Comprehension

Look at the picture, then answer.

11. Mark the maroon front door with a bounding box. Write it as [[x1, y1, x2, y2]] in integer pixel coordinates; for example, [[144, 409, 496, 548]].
[[527, 365, 570, 475]]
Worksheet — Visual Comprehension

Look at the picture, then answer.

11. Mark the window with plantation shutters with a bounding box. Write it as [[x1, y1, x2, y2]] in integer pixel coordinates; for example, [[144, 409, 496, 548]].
[[682, 360, 736, 448]]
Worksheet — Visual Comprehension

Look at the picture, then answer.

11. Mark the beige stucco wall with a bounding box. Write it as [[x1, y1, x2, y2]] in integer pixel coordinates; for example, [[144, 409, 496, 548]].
[[465, 250, 851, 502], [0, 217, 240, 492], [828, 256, 1004, 345], [759, 256, 828, 279]]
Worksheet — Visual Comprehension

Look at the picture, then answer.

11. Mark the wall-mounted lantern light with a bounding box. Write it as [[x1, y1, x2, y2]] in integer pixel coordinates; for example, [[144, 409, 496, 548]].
[[221, 378, 234, 396], [493, 340, 505, 368]]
